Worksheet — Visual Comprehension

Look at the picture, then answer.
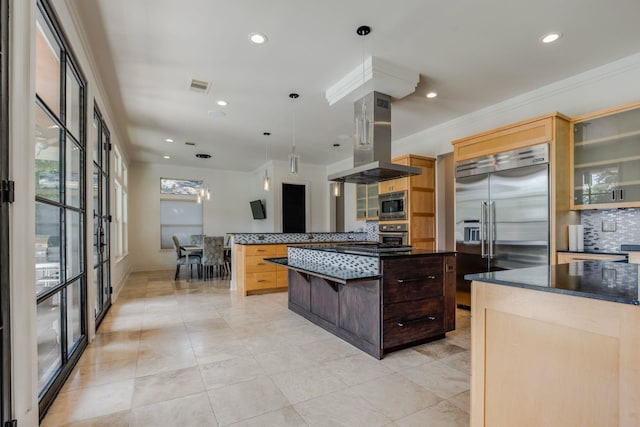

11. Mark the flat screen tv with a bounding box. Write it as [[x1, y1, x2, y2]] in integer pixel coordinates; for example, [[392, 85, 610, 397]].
[[250, 199, 266, 220]]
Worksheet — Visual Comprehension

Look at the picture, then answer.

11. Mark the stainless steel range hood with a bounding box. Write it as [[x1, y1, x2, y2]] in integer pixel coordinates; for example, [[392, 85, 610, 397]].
[[328, 91, 421, 184]]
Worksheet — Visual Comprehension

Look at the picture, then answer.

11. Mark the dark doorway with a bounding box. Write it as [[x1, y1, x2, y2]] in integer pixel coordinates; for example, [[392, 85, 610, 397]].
[[0, 0, 10, 423], [282, 183, 306, 233]]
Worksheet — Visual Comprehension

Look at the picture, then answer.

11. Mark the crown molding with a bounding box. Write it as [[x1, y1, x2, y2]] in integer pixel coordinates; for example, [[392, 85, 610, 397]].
[[325, 56, 419, 105]]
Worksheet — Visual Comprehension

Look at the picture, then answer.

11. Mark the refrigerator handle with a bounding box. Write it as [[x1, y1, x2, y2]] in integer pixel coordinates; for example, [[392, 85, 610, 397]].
[[489, 201, 496, 259], [480, 201, 487, 259]]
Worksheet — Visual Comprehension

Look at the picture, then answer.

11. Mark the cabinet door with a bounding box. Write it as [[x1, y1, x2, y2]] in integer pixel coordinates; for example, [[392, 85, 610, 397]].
[[366, 183, 378, 219], [572, 104, 640, 209], [356, 184, 367, 220]]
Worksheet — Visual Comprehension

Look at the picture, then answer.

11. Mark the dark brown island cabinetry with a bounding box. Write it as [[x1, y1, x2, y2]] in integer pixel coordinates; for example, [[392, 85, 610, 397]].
[[287, 252, 456, 359]]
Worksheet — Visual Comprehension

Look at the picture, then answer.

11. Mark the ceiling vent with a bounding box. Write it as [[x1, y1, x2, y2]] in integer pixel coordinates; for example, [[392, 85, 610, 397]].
[[195, 153, 211, 159], [189, 78, 210, 93], [185, 141, 196, 146]]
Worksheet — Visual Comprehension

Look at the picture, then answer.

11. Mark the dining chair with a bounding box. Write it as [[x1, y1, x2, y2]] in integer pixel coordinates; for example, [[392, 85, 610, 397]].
[[172, 235, 202, 280], [202, 236, 225, 279], [190, 234, 205, 244]]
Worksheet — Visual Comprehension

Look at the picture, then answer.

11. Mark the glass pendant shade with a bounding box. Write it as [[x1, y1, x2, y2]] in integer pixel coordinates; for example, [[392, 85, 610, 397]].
[[263, 169, 270, 191], [289, 148, 299, 175], [333, 182, 341, 197]]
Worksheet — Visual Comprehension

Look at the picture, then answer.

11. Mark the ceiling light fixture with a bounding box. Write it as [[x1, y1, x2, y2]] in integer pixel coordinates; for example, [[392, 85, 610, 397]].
[[263, 132, 271, 191], [333, 182, 342, 197], [426, 92, 438, 98], [541, 32, 561, 44], [249, 32, 268, 44], [289, 93, 300, 175], [216, 100, 228, 106], [163, 155, 171, 159], [195, 153, 211, 159], [197, 185, 211, 204], [165, 138, 174, 143], [356, 26, 372, 148]]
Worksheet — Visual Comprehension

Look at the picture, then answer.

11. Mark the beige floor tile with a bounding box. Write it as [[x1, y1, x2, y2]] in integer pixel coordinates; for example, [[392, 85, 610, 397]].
[[227, 406, 309, 427], [294, 390, 390, 427], [439, 350, 471, 375], [48, 410, 131, 427], [199, 356, 265, 390], [42, 379, 134, 426], [378, 348, 435, 372], [413, 340, 466, 360], [399, 360, 470, 399], [132, 366, 205, 407], [135, 351, 197, 378], [207, 376, 289, 425], [254, 348, 319, 376], [63, 357, 138, 392], [322, 354, 394, 386], [270, 366, 347, 404], [184, 318, 230, 334], [130, 392, 218, 427], [391, 400, 469, 427], [447, 390, 471, 414], [344, 373, 441, 420], [296, 336, 361, 363], [193, 338, 249, 365]]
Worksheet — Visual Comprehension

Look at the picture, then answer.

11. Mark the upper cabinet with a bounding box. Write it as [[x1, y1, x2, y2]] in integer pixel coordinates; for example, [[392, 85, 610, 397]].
[[356, 183, 378, 221], [571, 101, 640, 209], [379, 157, 409, 194]]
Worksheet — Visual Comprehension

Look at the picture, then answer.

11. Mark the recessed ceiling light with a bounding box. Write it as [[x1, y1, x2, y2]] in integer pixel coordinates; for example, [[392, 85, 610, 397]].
[[426, 92, 438, 98], [541, 32, 561, 44], [163, 155, 171, 159], [165, 138, 174, 143], [208, 110, 226, 118], [248, 32, 268, 44], [216, 100, 228, 106]]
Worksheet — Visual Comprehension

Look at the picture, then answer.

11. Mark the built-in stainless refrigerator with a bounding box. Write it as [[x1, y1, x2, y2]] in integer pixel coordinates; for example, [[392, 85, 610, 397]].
[[455, 144, 550, 307]]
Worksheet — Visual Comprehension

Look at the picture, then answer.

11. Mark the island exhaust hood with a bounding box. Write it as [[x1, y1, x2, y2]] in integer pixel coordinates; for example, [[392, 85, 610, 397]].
[[328, 91, 421, 184]]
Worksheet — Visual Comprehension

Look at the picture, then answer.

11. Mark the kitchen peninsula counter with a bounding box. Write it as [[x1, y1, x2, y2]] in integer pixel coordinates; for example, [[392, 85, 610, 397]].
[[269, 245, 457, 359], [467, 261, 640, 426]]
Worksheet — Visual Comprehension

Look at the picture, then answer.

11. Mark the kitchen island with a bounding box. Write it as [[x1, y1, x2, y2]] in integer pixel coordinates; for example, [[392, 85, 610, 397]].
[[467, 261, 640, 427], [268, 245, 456, 359]]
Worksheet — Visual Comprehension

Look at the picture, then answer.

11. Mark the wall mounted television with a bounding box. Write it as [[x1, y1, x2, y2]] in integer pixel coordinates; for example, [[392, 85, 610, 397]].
[[250, 199, 266, 220]]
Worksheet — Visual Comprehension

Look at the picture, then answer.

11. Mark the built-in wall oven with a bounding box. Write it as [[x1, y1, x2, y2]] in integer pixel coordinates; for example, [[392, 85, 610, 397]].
[[378, 223, 409, 245], [379, 191, 407, 221]]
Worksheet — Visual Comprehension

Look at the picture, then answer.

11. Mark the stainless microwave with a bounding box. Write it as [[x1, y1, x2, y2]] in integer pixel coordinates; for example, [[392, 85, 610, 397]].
[[379, 191, 407, 221]]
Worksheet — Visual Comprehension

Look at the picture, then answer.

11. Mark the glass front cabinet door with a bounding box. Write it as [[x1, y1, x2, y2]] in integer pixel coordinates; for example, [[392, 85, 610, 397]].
[[571, 101, 640, 209]]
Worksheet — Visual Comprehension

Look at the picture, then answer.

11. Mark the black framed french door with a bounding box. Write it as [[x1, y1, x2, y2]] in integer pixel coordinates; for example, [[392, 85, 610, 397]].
[[0, 0, 11, 424], [93, 107, 111, 326]]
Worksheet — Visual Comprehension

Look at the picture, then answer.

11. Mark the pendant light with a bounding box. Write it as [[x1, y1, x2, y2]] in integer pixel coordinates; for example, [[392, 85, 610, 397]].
[[263, 132, 271, 191], [333, 182, 342, 197], [197, 186, 211, 204], [289, 93, 300, 175], [356, 25, 371, 148]]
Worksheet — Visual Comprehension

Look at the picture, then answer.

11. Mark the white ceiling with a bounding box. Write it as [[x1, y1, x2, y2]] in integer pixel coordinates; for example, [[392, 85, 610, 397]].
[[69, 0, 640, 171]]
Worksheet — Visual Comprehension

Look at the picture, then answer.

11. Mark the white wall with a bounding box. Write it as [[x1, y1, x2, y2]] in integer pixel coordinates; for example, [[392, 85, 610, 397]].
[[330, 52, 640, 235], [326, 157, 368, 233], [129, 162, 254, 271]]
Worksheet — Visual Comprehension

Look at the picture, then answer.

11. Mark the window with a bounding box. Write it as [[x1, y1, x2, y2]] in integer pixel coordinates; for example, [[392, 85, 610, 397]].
[[160, 178, 203, 195], [113, 144, 127, 258], [160, 200, 203, 249]]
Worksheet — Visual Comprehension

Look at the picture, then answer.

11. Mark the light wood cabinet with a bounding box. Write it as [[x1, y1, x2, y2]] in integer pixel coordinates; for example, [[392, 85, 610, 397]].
[[570, 100, 640, 209], [556, 252, 626, 264], [356, 183, 378, 221], [235, 244, 289, 295], [471, 281, 640, 426], [452, 112, 577, 259], [379, 157, 409, 194]]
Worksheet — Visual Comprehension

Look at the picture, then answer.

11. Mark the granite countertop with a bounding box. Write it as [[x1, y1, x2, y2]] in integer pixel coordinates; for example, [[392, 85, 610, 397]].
[[266, 257, 380, 284], [296, 245, 456, 258], [466, 261, 639, 306], [235, 240, 371, 246], [557, 249, 627, 256]]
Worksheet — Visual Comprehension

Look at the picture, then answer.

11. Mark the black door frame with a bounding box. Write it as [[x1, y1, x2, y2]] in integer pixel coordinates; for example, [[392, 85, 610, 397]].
[[0, 0, 11, 424]]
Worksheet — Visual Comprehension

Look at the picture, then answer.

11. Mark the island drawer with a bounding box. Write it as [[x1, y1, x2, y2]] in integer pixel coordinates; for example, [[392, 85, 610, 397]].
[[244, 272, 277, 290], [244, 245, 277, 256], [382, 258, 443, 303], [245, 255, 277, 273], [383, 297, 444, 348]]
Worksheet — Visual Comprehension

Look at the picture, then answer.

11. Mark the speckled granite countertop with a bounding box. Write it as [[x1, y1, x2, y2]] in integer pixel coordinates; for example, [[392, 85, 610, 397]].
[[466, 261, 639, 305], [266, 257, 380, 284]]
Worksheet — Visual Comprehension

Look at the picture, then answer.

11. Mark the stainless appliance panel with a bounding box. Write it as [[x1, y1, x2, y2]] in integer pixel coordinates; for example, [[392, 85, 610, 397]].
[[379, 191, 408, 221], [455, 173, 489, 260], [489, 164, 550, 270], [379, 223, 409, 245]]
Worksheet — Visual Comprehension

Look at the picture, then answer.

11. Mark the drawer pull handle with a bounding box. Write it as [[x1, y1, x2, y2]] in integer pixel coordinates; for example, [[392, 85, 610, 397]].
[[257, 279, 267, 283], [397, 316, 437, 327], [257, 262, 266, 265], [397, 276, 436, 283]]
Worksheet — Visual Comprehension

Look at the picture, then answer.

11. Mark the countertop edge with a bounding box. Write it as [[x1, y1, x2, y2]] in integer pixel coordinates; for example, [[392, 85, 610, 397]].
[[264, 257, 381, 284]]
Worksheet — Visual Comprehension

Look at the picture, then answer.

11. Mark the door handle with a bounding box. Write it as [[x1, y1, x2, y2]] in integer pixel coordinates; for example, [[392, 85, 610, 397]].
[[612, 190, 616, 201], [620, 188, 624, 201], [480, 201, 487, 259], [489, 201, 495, 259]]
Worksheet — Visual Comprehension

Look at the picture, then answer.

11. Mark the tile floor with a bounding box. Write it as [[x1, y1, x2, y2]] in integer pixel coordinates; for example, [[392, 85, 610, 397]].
[[42, 271, 471, 427]]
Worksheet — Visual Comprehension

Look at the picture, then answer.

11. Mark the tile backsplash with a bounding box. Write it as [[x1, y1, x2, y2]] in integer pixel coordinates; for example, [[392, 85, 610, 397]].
[[582, 209, 640, 252]]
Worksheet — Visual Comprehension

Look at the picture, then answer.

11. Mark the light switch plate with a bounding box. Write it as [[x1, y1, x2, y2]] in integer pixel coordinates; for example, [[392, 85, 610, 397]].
[[602, 220, 616, 232]]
